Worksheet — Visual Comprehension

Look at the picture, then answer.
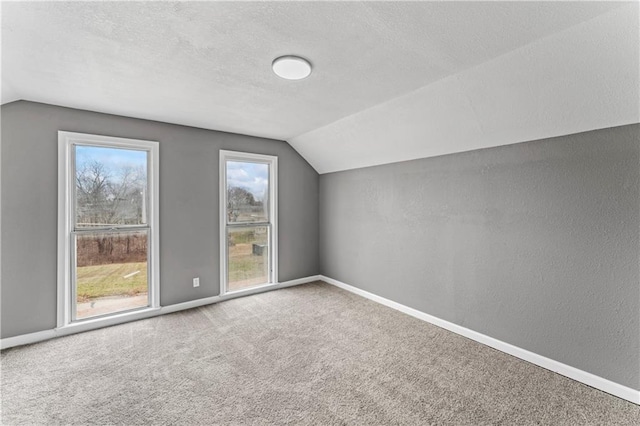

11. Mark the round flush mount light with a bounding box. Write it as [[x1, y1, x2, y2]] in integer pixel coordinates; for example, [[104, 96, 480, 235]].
[[272, 55, 312, 80]]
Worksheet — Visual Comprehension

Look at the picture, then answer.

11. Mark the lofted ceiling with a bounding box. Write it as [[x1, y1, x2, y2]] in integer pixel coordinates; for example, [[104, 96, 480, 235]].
[[2, 1, 638, 173]]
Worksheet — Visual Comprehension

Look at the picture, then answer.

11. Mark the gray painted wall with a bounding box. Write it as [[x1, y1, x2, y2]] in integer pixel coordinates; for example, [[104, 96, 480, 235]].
[[1, 101, 319, 339], [320, 124, 640, 390]]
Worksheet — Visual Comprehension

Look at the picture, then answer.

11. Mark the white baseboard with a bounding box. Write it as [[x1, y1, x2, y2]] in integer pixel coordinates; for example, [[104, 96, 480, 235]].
[[0, 329, 58, 351], [160, 275, 321, 314], [278, 275, 323, 287], [0, 275, 321, 350], [320, 275, 640, 405]]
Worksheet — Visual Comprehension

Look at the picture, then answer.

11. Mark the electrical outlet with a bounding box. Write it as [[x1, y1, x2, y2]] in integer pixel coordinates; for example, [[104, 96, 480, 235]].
[[193, 277, 200, 288]]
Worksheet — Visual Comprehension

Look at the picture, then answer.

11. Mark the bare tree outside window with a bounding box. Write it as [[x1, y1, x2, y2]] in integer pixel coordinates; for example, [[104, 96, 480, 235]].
[[75, 158, 147, 227], [227, 186, 264, 222]]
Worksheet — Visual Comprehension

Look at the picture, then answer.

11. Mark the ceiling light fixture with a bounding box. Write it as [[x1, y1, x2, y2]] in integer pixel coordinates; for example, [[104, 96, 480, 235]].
[[272, 55, 312, 80]]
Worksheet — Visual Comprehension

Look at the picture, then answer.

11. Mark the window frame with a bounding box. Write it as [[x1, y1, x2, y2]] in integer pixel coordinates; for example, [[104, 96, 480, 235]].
[[219, 150, 278, 295], [57, 131, 160, 329]]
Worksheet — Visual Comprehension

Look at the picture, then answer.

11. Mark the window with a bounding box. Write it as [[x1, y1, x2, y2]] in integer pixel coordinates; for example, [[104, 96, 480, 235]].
[[220, 151, 277, 294], [58, 132, 159, 327]]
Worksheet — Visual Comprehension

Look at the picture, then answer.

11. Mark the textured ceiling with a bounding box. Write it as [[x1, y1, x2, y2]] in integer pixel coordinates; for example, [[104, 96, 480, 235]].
[[292, 3, 640, 173], [2, 1, 638, 173]]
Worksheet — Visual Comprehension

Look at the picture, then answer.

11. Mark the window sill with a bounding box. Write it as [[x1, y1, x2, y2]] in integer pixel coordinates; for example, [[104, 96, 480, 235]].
[[57, 307, 161, 335]]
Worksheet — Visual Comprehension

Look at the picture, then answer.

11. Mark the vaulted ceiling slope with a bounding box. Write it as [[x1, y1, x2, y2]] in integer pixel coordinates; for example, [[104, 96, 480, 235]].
[[2, 2, 638, 173]]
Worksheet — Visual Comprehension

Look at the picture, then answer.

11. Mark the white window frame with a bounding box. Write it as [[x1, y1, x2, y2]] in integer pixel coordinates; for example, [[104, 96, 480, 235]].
[[57, 131, 160, 330], [219, 150, 278, 295]]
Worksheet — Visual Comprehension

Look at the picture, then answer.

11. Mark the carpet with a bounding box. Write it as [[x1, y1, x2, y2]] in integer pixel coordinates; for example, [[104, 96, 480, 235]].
[[1, 282, 638, 425]]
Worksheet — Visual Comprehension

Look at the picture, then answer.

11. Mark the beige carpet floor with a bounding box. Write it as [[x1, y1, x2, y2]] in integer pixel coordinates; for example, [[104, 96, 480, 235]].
[[1, 282, 638, 425]]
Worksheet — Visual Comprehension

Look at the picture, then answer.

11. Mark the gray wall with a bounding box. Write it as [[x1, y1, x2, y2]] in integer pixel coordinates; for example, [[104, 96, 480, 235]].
[[1, 101, 319, 339], [320, 124, 640, 390]]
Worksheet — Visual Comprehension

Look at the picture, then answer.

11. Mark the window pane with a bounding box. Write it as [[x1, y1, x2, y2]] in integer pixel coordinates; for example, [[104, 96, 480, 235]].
[[228, 226, 269, 292], [75, 231, 148, 319], [75, 145, 148, 228], [226, 161, 269, 223]]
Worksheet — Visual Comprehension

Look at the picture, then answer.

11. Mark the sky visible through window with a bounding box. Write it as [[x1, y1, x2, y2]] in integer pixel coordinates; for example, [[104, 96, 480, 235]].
[[76, 145, 147, 175], [227, 161, 269, 201]]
